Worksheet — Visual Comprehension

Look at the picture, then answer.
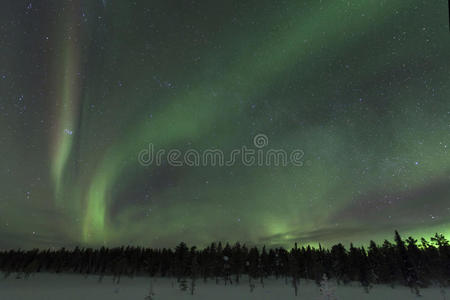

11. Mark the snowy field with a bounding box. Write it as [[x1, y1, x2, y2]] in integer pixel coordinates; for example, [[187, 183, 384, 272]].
[[0, 273, 448, 299]]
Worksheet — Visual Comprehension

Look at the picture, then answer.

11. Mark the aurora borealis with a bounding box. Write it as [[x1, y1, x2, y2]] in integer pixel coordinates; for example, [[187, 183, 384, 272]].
[[1, 0, 450, 249]]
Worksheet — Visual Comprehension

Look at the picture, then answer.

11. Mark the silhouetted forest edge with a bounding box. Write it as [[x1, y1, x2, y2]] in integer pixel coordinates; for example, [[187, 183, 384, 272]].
[[1, 231, 449, 295]]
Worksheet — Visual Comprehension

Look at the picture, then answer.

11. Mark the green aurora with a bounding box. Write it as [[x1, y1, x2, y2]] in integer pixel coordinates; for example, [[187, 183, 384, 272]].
[[0, 0, 450, 249]]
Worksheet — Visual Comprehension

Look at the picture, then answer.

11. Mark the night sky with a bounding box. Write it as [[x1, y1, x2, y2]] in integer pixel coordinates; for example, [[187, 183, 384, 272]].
[[1, 0, 450, 249]]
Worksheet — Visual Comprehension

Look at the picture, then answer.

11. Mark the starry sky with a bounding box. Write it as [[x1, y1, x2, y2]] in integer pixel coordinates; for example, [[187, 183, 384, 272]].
[[1, 0, 450, 249]]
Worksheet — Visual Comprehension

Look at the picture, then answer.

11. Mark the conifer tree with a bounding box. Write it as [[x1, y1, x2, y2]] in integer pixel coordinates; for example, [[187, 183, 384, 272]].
[[394, 231, 420, 295]]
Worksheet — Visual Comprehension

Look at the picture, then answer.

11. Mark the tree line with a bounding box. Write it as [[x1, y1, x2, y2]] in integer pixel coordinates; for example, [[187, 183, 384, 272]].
[[0, 231, 449, 295]]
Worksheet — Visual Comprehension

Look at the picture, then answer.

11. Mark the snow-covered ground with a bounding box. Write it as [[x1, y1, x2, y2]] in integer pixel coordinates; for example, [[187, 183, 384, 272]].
[[0, 273, 448, 299]]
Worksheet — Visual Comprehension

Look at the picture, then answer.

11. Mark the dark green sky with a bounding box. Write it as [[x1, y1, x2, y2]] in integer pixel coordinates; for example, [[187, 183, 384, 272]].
[[0, 0, 449, 249]]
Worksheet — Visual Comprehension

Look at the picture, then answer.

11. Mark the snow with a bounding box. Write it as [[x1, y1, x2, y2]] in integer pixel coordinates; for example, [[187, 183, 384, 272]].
[[0, 273, 448, 299]]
